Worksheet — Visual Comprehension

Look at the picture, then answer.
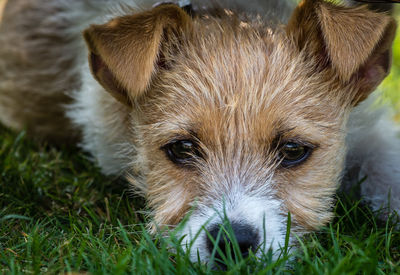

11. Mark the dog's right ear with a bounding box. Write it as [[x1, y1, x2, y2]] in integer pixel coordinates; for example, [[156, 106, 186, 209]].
[[287, 0, 397, 105], [83, 5, 192, 106]]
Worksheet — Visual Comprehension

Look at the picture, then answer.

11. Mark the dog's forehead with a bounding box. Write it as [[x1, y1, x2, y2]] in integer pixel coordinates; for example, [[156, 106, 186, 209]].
[[140, 18, 345, 144]]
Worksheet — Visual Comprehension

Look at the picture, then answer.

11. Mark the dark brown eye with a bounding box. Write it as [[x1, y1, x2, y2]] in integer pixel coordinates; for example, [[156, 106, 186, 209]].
[[165, 140, 197, 165], [279, 142, 311, 167]]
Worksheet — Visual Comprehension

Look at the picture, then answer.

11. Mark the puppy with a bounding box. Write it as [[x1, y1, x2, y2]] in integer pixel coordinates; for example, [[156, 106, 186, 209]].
[[0, 0, 399, 262]]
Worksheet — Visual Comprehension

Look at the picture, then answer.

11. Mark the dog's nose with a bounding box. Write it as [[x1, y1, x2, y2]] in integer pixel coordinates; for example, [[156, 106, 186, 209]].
[[206, 222, 259, 259]]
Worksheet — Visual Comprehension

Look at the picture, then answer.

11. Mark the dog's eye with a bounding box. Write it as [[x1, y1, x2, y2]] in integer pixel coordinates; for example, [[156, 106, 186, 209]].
[[279, 142, 311, 167], [165, 140, 197, 164]]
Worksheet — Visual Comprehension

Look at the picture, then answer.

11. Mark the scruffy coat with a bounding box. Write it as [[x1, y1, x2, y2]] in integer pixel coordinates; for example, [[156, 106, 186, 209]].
[[0, 0, 399, 261]]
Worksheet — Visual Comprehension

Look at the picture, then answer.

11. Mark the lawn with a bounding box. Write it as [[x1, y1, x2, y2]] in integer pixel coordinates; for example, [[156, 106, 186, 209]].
[[1, 127, 399, 274], [1, 7, 400, 275]]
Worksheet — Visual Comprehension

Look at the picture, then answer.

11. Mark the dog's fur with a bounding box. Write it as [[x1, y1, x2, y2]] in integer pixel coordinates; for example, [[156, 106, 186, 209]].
[[0, 0, 399, 261]]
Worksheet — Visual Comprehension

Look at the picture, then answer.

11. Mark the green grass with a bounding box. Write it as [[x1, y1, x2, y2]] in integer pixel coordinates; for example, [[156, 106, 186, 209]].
[[1, 128, 400, 274]]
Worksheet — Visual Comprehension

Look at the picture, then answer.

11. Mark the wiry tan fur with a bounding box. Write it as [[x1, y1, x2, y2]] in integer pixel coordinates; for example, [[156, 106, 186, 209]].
[[133, 18, 349, 230], [0, 0, 399, 261]]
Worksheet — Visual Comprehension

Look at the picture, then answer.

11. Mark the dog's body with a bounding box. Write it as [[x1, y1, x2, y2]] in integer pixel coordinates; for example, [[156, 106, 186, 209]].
[[0, 0, 399, 261]]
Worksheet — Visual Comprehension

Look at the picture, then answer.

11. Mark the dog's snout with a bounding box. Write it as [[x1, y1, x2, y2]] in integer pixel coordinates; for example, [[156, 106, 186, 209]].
[[206, 222, 259, 259]]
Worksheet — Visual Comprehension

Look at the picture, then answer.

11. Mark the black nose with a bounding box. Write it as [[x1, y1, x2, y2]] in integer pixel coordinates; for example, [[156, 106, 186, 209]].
[[206, 222, 259, 259]]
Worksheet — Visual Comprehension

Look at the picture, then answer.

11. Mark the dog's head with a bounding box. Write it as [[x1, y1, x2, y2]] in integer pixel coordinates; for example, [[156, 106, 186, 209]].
[[83, 0, 396, 262]]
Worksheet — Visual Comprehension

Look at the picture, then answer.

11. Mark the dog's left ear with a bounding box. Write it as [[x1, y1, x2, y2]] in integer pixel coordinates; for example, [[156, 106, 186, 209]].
[[287, 0, 397, 104], [83, 4, 192, 106]]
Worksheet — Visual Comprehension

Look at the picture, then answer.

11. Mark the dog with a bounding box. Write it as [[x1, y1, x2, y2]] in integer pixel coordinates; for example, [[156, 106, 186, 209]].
[[0, 0, 399, 263]]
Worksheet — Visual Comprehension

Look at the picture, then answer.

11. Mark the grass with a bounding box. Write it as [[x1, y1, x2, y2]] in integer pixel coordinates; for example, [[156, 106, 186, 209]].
[[1, 125, 400, 274], [1, 127, 400, 274], [1, 127, 399, 274], [1, 7, 400, 275]]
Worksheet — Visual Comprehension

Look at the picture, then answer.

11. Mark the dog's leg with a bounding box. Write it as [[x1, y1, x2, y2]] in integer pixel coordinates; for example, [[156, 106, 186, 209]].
[[346, 98, 400, 215], [0, 0, 87, 142]]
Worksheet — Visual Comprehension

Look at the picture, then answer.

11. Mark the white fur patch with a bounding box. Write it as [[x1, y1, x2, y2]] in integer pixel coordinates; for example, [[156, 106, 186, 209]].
[[66, 64, 135, 176], [179, 193, 287, 262]]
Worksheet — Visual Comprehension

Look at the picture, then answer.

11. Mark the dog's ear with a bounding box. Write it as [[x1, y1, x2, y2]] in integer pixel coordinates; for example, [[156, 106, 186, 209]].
[[287, 0, 397, 104], [83, 4, 191, 106]]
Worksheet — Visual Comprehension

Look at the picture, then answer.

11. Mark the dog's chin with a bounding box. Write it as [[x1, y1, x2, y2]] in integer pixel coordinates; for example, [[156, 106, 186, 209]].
[[177, 195, 288, 263]]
